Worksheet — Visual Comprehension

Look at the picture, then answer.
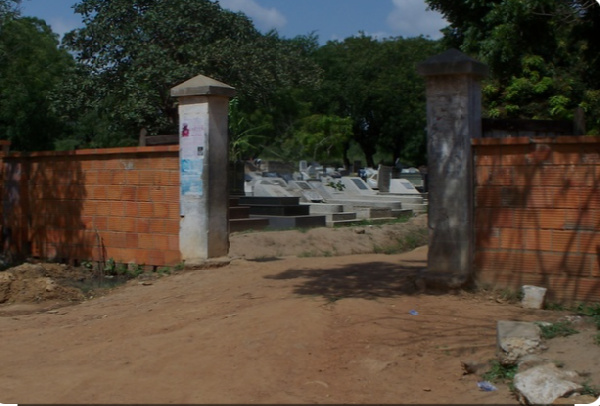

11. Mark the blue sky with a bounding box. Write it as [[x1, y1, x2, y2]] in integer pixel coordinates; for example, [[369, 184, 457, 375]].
[[20, 0, 448, 44]]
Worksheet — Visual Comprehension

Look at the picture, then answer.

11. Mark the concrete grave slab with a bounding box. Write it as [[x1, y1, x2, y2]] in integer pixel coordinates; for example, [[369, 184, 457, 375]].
[[389, 179, 421, 195]]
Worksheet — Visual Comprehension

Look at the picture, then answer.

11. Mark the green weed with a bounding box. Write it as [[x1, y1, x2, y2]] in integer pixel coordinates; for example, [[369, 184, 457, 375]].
[[581, 381, 600, 397], [155, 267, 172, 276], [545, 302, 568, 311], [537, 321, 579, 339], [372, 228, 428, 255], [482, 360, 518, 384]]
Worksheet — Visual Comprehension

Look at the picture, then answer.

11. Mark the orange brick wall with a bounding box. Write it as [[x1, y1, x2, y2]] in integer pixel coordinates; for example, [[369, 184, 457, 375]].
[[1, 146, 181, 267], [473, 136, 600, 303]]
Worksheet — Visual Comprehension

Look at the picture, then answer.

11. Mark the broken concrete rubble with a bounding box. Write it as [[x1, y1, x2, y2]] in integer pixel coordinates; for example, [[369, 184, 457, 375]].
[[514, 363, 582, 405], [496, 320, 589, 405], [497, 320, 544, 365]]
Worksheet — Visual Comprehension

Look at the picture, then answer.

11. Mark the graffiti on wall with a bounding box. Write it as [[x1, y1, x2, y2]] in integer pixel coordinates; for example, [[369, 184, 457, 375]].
[[180, 104, 208, 198]]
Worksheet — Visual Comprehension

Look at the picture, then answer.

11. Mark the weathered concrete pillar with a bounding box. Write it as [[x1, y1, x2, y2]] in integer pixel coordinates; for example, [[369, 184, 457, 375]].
[[171, 75, 235, 264], [417, 49, 488, 282]]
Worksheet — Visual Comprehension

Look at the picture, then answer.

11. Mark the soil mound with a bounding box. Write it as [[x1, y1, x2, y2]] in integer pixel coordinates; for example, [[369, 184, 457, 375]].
[[0, 263, 86, 305]]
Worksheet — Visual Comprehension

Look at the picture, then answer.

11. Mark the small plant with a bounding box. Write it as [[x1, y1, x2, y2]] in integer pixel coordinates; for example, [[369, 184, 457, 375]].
[[576, 303, 600, 329], [155, 267, 172, 276], [115, 263, 128, 275], [537, 321, 579, 339], [545, 302, 567, 311], [482, 360, 518, 384], [326, 180, 346, 191], [81, 261, 94, 270], [497, 287, 523, 303], [127, 263, 145, 278], [104, 258, 116, 275], [372, 229, 428, 255], [581, 381, 600, 397], [298, 250, 318, 258]]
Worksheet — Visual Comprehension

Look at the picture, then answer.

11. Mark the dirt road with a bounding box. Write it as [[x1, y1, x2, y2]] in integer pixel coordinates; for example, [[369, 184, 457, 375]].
[[1, 248, 580, 404], [1, 216, 598, 404]]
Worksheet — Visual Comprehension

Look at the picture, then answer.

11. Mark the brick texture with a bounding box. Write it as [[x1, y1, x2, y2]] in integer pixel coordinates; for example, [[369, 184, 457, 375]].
[[1, 146, 181, 267], [473, 136, 600, 303]]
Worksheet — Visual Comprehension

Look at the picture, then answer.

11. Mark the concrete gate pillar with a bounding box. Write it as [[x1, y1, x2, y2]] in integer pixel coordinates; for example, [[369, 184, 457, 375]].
[[171, 75, 236, 264], [417, 49, 488, 283]]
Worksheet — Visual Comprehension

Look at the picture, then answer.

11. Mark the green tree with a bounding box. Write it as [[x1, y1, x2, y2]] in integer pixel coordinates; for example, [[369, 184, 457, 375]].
[[289, 114, 352, 162], [312, 34, 439, 167], [426, 0, 600, 132], [58, 0, 321, 147], [0, 0, 20, 21], [0, 17, 74, 150]]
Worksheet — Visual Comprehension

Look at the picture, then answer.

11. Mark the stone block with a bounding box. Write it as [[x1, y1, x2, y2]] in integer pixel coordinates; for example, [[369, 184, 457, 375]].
[[514, 363, 582, 405], [522, 285, 547, 309], [497, 320, 543, 365]]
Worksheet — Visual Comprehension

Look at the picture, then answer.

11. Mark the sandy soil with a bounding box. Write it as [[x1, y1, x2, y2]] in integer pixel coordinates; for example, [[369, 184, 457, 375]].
[[1, 215, 599, 404]]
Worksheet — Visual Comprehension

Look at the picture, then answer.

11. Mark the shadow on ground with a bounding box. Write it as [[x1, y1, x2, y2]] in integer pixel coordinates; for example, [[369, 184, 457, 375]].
[[265, 261, 427, 301]]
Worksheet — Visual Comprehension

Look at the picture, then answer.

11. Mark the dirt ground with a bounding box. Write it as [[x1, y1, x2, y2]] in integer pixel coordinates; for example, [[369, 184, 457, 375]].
[[1, 215, 600, 404]]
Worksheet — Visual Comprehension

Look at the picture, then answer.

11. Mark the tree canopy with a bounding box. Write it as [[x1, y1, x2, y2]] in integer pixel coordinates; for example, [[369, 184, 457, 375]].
[[0, 16, 73, 150], [1, 0, 440, 166], [56, 0, 321, 148], [311, 35, 440, 167], [0, 0, 20, 21], [426, 0, 600, 132]]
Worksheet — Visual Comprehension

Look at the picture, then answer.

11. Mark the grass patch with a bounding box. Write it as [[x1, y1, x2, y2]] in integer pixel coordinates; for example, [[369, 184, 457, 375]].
[[333, 214, 413, 229], [576, 303, 600, 346], [576, 303, 600, 328], [373, 228, 428, 255], [537, 321, 579, 339], [482, 360, 518, 385], [545, 302, 568, 311], [582, 381, 600, 397]]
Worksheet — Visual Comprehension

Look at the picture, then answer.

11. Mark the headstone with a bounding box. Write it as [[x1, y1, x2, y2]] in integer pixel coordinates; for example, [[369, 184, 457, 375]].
[[339, 177, 377, 196], [287, 180, 325, 203], [253, 180, 294, 198], [389, 179, 421, 195], [377, 165, 392, 192]]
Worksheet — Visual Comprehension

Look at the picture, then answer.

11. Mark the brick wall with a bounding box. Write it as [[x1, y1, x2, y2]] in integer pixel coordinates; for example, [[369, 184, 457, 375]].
[[473, 136, 600, 303], [1, 146, 181, 267]]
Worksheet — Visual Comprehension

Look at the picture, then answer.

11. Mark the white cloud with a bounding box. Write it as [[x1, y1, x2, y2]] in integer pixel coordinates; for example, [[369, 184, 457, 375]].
[[47, 17, 80, 40], [218, 0, 287, 31], [387, 0, 447, 39]]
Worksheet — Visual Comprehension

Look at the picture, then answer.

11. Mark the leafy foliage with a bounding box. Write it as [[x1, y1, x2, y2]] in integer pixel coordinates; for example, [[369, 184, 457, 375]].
[[0, 17, 73, 150], [0, 0, 20, 21], [2, 0, 438, 167], [56, 0, 321, 148], [312, 34, 440, 167], [426, 0, 600, 132], [537, 321, 579, 339]]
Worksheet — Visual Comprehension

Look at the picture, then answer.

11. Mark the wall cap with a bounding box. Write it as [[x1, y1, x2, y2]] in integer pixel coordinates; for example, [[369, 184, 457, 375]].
[[2, 145, 179, 159], [171, 74, 236, 98], [472, 135, 600, 146]]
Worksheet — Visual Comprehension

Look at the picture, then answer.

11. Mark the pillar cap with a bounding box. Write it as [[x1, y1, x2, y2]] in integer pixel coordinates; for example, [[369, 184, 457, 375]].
[[417, 49, 488, 78], [171, 74, 236, 98]]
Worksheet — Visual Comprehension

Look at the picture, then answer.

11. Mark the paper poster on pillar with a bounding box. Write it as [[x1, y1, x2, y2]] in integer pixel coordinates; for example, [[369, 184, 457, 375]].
[[180, 104, 208, 200]]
